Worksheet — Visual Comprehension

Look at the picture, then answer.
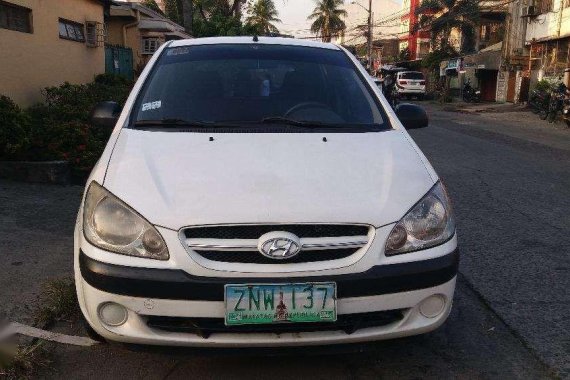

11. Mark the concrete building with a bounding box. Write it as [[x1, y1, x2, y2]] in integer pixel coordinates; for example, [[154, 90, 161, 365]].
[[496, 0, 569, 102], [398, 0, 431, 59], [400, 0, 507, 60], [106, 1, 190, 76], [525, 0, 570, 80], [0, 0, 108, 106]]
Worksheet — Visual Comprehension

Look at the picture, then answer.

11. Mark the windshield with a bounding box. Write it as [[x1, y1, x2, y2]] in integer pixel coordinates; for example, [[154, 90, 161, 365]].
[[131, 44, 387, 131], [400, 72, 424, 80]]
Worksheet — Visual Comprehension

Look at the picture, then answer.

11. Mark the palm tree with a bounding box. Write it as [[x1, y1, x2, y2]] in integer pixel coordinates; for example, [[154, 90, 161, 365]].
[[307, 0, 347, 42], [415, 0, 480, 53], [245, 0, 281, 35]]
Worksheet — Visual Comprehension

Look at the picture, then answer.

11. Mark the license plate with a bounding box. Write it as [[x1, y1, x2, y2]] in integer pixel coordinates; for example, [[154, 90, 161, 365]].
[[224, 283, 337, 326]]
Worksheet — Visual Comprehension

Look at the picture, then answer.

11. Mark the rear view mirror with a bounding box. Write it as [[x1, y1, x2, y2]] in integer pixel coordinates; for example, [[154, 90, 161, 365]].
[[395, 103, 429, 129], [90, 101, 122, 130]]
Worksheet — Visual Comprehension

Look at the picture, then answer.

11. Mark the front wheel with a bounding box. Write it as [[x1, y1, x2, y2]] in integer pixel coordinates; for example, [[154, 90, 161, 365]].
[[539, 109, 548, 120], [565, 118, 570, 127], [547, 110, 558, 123]]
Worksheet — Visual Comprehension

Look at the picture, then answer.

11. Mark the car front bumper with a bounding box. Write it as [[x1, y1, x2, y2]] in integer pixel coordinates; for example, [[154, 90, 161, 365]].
[[76, 249, 458, 347]]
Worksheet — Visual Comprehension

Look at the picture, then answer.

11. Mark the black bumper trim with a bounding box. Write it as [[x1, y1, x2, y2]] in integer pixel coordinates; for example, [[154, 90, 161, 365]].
[[79, 249, 459, 301]]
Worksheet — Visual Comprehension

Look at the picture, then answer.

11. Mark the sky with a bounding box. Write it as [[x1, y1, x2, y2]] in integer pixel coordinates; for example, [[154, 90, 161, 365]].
[[274, 0, 317, 39], [274, 0, 404, 40]]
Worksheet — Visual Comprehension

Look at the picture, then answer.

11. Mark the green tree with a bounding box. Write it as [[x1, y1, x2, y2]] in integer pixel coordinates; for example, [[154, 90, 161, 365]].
[[163, 0, 248, 36], [245, 0, 280, 35], [307, 0, 347, 42], [415, 0, 480, 53], [164, 0, 183, 24], [142, 0, 165, 15]]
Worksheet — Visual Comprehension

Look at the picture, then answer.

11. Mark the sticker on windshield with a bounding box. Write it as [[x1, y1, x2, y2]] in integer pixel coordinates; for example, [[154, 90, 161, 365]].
[[142, 100, 161, 111], [167, 47, 190, 56]]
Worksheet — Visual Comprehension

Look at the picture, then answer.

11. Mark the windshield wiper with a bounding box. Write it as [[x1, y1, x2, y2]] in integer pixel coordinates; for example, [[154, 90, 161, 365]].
[[133, 119, 242, 129], [260, 117, 380, 130]]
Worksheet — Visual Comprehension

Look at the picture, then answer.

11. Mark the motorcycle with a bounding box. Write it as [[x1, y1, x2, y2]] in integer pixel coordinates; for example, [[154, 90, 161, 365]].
[[546, 84, 568, 123], [562, 92, 570, 127], [462, 79, 481, 103], [382, 75, 400, 109], [389, 86, 400, 109], [528, 88, 551, 116]]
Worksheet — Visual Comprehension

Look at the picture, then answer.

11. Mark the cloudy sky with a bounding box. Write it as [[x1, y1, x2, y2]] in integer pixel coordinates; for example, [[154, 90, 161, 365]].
[[274, 0, 403, 39], [274, 0, 317, 38]]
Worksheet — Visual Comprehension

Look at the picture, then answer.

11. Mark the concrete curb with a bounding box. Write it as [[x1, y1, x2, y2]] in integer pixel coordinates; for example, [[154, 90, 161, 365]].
[[0, 161, 70, 185]]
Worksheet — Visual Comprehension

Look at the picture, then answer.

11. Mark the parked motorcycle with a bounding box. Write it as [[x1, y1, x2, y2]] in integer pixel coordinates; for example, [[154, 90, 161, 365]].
[[561, 91, 570, 127], [528, 88, 551, 116], [546, 83, 568, 123], [462, 79, 481, 103], [382, 73, 400, 109], [389, 86, 401, 109]]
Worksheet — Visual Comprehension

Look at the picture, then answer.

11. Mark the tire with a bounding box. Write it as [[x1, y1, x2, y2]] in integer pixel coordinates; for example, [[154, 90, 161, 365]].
[[565, 119, 570, 128], [547, 111, 557, 123], [539, 109, 548, 120]]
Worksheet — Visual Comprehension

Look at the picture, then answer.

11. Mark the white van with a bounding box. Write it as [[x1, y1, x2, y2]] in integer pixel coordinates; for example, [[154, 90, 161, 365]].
[[76, 37, 457, 347]]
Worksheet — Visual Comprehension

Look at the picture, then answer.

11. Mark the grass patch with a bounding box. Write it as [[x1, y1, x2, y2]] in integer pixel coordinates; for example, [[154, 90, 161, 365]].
[[0, 342, 51, 379], [34, 277, 79, 328], [0, 277, 79, 378]]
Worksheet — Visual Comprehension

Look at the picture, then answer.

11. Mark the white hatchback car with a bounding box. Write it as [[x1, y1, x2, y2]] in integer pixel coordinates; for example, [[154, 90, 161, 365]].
[[76, 37, 458, 347]]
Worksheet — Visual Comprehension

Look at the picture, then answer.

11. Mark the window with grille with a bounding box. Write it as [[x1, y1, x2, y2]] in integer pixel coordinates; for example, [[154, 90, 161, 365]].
[[85, 21, 104, 47], [0, 1, 32, 33], [59, 18, 85, 42], [142, 37, 161, 55]]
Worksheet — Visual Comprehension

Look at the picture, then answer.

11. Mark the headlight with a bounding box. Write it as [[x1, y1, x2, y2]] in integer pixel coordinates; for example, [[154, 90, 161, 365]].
[[83, 182, 169, 260], [385, 181, 455, 256]]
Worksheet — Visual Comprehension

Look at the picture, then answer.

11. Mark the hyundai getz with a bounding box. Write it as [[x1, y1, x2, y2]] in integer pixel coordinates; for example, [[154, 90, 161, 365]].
[[76, 37, 458, 347]]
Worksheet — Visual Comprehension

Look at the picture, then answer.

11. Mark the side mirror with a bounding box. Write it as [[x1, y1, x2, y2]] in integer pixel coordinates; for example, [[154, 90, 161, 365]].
[[395, 103, 429, 129], [90, 101, 122, 129]]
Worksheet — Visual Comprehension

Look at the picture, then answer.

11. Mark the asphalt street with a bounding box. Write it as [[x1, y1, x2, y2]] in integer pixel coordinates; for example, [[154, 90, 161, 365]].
[[1, 103, 568, 379]]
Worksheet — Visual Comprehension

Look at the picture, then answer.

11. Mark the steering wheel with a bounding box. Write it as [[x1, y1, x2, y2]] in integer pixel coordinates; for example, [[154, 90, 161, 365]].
[[283, 102, 331, 118]]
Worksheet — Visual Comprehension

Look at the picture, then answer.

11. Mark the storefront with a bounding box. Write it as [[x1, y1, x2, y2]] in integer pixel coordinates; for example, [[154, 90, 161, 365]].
[[440, 43, 502, 101]]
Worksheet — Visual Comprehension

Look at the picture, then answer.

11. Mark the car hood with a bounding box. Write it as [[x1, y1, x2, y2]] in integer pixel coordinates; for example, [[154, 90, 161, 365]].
[[104, 129, 435, 229]]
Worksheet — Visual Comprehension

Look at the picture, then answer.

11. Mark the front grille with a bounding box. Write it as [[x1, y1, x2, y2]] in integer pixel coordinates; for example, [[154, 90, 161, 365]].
[[146, 310, 405, 338], [197, 248, 356, 264], [182, 224, 371, 264], [183, 224, 369, 239]]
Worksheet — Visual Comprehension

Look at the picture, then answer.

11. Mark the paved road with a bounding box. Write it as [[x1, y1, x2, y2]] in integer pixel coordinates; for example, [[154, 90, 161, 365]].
[[2, 103, 568, 379], [412, 103, 570, 378]]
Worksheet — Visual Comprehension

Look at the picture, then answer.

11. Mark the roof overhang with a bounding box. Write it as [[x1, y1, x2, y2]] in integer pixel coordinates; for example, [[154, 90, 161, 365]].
[[526, 32, 570, 44]]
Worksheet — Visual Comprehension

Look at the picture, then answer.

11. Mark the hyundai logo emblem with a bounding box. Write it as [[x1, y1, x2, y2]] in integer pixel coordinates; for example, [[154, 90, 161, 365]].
[[258, 231, 302, 260]]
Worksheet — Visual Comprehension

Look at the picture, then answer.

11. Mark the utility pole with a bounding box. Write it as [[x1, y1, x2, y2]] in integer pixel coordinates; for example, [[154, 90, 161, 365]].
[[182, 0, 193, 36], [352, 0, 374, 74], [368, 0, 373, 74]]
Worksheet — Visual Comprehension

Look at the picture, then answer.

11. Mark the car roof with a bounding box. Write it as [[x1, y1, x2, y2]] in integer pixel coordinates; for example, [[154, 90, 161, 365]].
[[169, 36, 341, 50]]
